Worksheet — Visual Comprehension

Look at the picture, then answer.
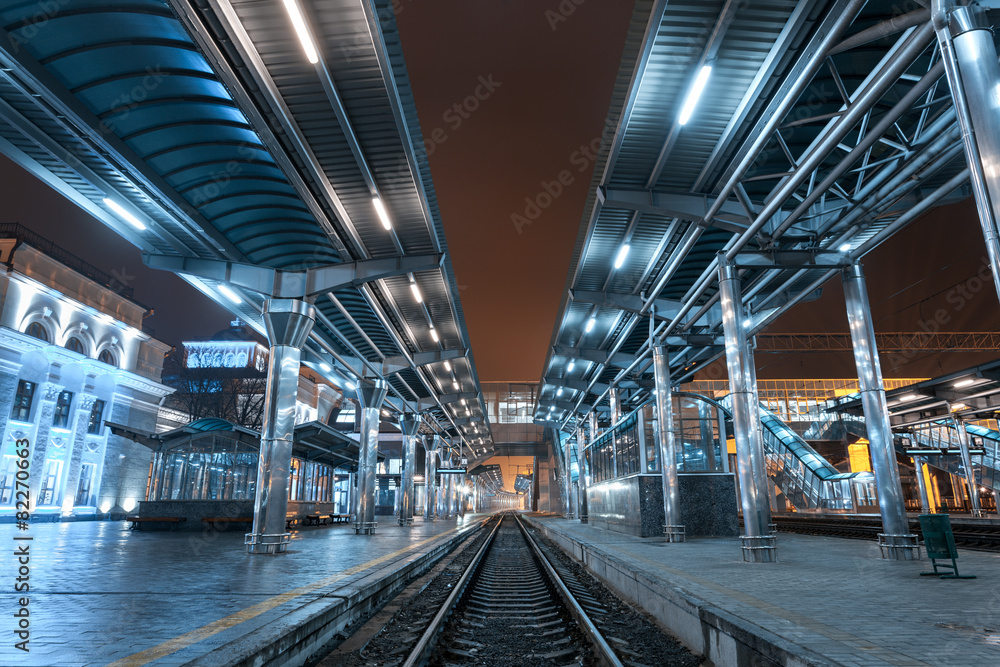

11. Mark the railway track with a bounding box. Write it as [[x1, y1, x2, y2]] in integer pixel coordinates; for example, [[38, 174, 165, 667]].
[[403, 513, 622, 666], [772, 516, 1000, 552]]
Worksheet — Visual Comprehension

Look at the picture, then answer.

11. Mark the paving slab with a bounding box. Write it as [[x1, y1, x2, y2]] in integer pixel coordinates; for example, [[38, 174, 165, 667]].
[[527, 514, 1000, 667], [1, 515, 487, 666]]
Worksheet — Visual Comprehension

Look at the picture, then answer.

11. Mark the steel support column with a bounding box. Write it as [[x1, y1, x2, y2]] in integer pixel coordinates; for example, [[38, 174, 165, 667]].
[[842, 264, 919, 559], [399, 414, 421, 526], [952, 415, 984, 517], [933, 1, 1000, 304], [354, 379, 388, 535], [246, 299, 315, 554], [717, 254, 775, 562], [580, 420, 591, 523], [564, 432, 575, 519], [609, 387, 622, 425], [914, 457, 932, 514], [423, 436, 439, 521], [653, 346, 685, 542]]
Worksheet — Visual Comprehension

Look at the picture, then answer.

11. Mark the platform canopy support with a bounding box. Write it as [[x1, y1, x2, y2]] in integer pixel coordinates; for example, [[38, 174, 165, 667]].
[[354, 379, 387, 535], [653, 345, 685, 542], [246, 299, 315, 555], [843, 264, 919, 559], [718, 254, 776, 562], [399, 414, 422, 526], [423, 436, 440, 521]]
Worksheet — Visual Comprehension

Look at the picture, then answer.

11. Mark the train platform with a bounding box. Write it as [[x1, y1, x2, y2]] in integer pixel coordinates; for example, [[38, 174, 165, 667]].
[[525, 513, 1000, 667], [2, 514, 488, 667]]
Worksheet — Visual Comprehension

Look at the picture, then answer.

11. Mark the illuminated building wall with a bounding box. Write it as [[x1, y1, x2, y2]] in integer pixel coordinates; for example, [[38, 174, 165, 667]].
[[0, 232, 172, 518]]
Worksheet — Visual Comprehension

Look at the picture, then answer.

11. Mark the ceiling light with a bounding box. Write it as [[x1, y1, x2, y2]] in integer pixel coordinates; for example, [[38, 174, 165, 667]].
[[218, 285, 242, 305], [950, 403, 968, 412], [444, 360, 452, 372], [319, 362, 332, 372], [556, 387, 563, 397], [567, 360, 575, 372], [410, 282, 423, 303], [430, 326, 440, 343], [678, 65, 712, 125], [742, 318, 752, 328], [460, 398, 467, 405], [954, 378, 976, 388], [103, 198, 146, 230], [372, 196, 392, 230], [614, 244, 630, 269], [585, 317, 596, 333], [381, 409, 390, 417], [838, 243, 851, 252], [282, 0, 319, 64], [453, 381, 460, 390], [899, 393, 921, 402]]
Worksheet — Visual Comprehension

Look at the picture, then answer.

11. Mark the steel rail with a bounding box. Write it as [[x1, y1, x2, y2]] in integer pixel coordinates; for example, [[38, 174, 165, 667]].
[[401, 515, 504, 667], [514, 514, 625, 667]]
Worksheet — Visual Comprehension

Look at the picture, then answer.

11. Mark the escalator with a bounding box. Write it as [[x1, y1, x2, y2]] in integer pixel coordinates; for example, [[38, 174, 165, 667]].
[[702, 394, 875, 511]]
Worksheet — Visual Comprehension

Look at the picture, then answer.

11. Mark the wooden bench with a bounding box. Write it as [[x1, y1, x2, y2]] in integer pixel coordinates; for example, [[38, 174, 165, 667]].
[[328, 513, 350, 524], [304, 514, 328, 526], [127, 516, 186, 530]]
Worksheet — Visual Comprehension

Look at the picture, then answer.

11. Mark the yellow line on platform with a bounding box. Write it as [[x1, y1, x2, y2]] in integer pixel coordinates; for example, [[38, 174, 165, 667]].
[[107, 524, 471, 667]]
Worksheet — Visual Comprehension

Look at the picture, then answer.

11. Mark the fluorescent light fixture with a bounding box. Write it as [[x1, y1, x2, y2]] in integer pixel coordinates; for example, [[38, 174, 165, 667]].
[[460, 398, 467, 405], [381, 409, 390, 417], [950, 403, 968, 412], [743, 318, 752, 328], [614, 244, 630, 269], [444, 360, 453, 372], [319, 362, 332, 372], [410, 282, 423, 303], [585, 317, 596, 333], [567, 360, 575, 372], [430, 326, 440, 343], [453, 381, 460, 390], [954, 378, 976, 388], [103, 198, 146, 230], [899, 393, 921, 402], [678, 65, 712, 125], [218, 284, 242, 305], [372, 197, 392, 230], [838, 243, 851, 252], [556, 387, 563, 397], [282, 0, 319, 64]]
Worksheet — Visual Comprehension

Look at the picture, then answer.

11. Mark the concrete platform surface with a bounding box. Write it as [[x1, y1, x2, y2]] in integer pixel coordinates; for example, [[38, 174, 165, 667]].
[[528, 514, 1000, 667], [1, 515, 486, 667]]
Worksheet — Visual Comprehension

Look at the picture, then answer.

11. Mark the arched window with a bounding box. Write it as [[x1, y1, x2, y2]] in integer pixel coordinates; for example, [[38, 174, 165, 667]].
[[25, 322, 49, 342], [98, 350, 117, 367], [65, 337, 85, 355]]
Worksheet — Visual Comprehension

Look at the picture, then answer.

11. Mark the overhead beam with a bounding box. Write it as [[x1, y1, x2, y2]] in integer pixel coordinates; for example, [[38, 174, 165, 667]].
[[598, 187, 762, 233], [143, 253, 442, 298], [543, 377, 609, 394], [570, 290, 683, 319], [382, 348, 468, 374], [733, 250, 851, 268], [415, 392, 479, 410]]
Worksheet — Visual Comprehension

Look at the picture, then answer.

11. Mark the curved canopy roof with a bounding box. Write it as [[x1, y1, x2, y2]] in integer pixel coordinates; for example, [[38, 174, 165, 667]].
[[536, 0, 976, 432], [0, 0, 492, 454]]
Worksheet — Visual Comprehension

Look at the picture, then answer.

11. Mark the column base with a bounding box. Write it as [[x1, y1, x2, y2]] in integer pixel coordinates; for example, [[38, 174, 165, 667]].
[[878, 533, 921, 560], [245, 532, 290, 554], [741, 534, 777, 563], [579, 514, 588, 524], [398, 517, 414, 526], [664, 524, 686, 543], [423, 515, 435, 522], [971, 509, 989, 518], [354, 521, 377, 535]]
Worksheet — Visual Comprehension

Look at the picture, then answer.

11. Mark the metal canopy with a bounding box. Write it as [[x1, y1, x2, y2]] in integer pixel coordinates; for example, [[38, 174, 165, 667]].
[[535, 0, 977, 431], [828, 359, 1000, 428], [0, 0, 492, 451]]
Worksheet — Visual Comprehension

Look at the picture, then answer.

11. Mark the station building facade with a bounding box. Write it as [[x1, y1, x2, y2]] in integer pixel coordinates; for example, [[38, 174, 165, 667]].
[[0, 224, 172, 519]]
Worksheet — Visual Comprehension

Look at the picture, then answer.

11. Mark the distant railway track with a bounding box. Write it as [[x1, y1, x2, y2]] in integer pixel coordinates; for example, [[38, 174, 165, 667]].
[[403, 513, 622, 666], [772, 515, 1000, 552]]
